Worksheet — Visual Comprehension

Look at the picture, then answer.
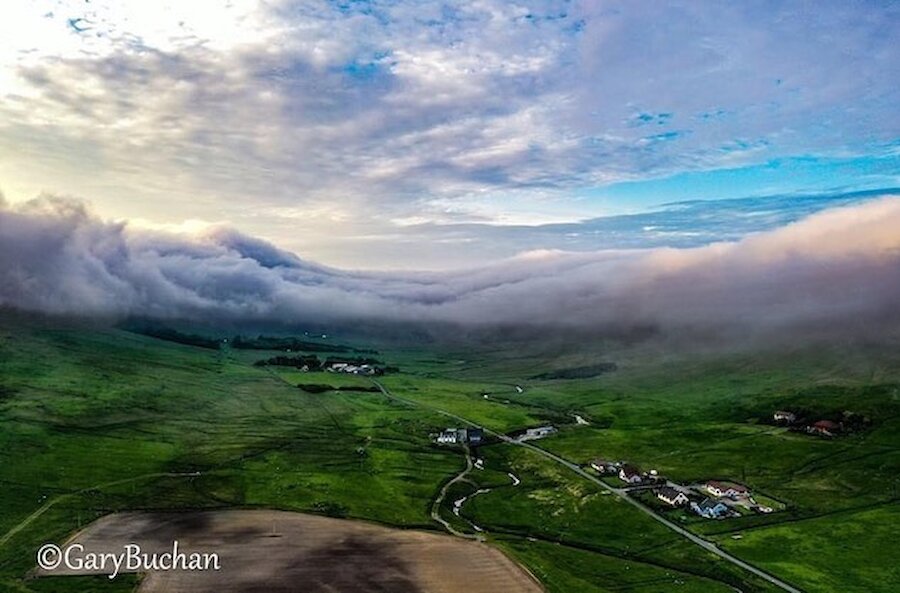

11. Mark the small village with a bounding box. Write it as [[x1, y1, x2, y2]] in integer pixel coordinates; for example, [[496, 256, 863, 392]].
[[253, 353, 394, 376], [578, 408, 866, 519], [587, 458, 777, 519], [429, 419, 785, 522], [773, 409, 847, 437], [324, 361, 382, 376]]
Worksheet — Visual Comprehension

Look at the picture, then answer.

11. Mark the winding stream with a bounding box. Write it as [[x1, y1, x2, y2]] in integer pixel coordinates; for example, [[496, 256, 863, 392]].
[[433, 446, 523, 539], [452, 471, 522, 533]]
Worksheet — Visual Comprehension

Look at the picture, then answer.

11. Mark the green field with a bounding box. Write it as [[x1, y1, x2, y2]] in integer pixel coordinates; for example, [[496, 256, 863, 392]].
[[0, 315, 898, 592]]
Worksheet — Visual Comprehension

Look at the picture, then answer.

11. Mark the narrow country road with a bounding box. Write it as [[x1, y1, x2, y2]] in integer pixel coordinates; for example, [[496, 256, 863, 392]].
[[373, 381, 803, 593], [0, 472, 201, 549]]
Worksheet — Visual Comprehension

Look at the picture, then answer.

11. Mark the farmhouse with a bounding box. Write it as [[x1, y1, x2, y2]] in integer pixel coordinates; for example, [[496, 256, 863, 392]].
[[618, 464, 643, 484], [435, 427, 484, 445], [691, 497, 729, 519], [656, 487, 689, 507], [436, 429, 462, 444], [705, 480, 749, 499], [589, 458, 617, 474], [809, 420, 840, 437], [773, 410, 796, 423]]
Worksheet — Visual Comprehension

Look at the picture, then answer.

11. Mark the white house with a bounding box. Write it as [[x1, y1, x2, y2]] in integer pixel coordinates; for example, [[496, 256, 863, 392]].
[[436, 429, 460, 444], [656, 487, 689, 506], [618, 465, 643, 484], [773, 410, 796, 423], [706, 480, 749, 498], [435, 427, 483, 445]]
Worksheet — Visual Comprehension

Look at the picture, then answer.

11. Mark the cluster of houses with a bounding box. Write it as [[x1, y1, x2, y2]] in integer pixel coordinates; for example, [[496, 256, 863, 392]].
[[325, 362, 381, 376], [589, 458, 775, 519], [433, 427, 485, 446], [653, 487, 729, 518], [589, 459, 662, 485], [774, 410, 842, 437], [649, 480, 747, 519], [658, 479, 775, 518]]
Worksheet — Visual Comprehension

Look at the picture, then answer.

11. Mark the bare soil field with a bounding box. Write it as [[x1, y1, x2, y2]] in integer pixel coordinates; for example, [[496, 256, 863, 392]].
[[34, 510, 544, 593]]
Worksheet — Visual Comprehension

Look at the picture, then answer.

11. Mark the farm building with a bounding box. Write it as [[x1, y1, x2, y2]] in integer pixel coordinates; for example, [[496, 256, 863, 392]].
[[589, 459, 617, 474], [656, 487, 689, 507], [808, 420, 841, 437], [523, 426, 557, 440]]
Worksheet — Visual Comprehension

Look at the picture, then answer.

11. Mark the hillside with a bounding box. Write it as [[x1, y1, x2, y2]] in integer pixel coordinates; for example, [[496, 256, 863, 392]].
[[0, 315, 898, 592]]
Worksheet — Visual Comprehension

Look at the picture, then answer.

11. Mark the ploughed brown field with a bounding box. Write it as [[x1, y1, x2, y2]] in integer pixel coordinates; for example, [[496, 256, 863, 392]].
[[34, 510, 544, 592]]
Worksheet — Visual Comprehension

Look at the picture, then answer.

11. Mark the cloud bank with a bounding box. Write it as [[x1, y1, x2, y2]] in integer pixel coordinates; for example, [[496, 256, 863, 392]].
[[2, 196, 898, 343]]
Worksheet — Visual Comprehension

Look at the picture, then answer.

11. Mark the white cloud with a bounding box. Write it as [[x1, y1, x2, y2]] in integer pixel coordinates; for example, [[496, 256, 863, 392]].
[[0, 1, 897, 267]]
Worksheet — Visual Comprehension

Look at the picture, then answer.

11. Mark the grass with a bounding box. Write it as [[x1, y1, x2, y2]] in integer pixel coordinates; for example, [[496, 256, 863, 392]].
[[6, 575, 141, 593], [272, 369, 375, 388], [464, 445, 780, 591], [0, 319, 464, 589], [498, 538, 737, 593], [715, 502, 900, 592], [1, 315, 898, 592], [447, 342, 900, 592]]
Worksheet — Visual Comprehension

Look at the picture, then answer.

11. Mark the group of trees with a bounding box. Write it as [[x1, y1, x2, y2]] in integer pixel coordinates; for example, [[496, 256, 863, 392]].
[[230, 334, 377, 354]]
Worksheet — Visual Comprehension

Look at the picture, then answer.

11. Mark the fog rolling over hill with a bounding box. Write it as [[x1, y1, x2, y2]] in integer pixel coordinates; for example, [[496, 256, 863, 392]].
[[3, 3, 900, 593], [1, 195, 899, 346]]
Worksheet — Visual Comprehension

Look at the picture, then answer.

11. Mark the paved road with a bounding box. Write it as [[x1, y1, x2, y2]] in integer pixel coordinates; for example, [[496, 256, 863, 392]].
[[373, 381, 803, 593]]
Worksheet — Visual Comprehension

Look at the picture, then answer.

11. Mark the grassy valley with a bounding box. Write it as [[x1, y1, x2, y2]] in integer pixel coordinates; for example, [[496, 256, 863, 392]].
[[0, 315, 898, 592]]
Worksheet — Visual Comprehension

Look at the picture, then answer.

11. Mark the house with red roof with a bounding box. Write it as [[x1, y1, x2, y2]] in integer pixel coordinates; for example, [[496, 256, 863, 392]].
[[809, 420, 841, 437]]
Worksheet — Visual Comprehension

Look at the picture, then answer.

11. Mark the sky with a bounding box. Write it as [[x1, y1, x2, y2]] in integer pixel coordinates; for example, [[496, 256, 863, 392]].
[[0, 1, 897, 269]]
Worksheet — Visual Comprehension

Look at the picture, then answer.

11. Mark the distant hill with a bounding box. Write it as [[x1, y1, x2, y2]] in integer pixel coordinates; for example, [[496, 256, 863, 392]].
[[530, 363, 618, 380]]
